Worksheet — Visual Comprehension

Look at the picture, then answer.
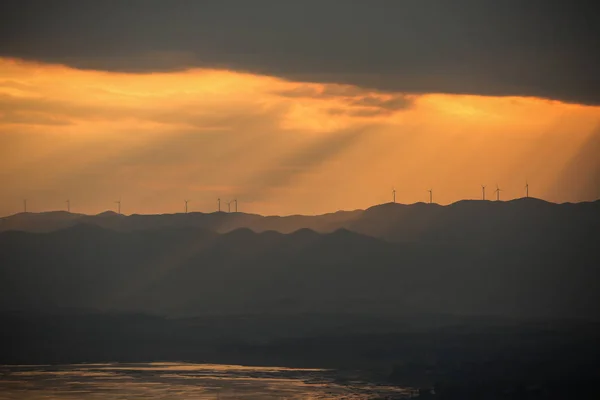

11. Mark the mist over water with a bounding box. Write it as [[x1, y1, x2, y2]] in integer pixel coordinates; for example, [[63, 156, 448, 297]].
[[0, 363, 413, 399]]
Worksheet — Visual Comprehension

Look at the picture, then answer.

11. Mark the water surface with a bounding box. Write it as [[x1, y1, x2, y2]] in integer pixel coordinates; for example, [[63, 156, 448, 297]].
[[0, 362, 414, 399]]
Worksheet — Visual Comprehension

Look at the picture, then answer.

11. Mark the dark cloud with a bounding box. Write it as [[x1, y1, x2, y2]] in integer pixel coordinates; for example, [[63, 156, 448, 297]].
[[275, 84, 413, 115], [0, 0, 598, 104], [349, 95, 413, 111], [275, 84, 371, 100], [276, 86, 322, 99]]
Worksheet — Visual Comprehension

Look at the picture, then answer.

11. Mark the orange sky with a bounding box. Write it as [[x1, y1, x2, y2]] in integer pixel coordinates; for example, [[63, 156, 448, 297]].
[[1, 57, 599, 216]]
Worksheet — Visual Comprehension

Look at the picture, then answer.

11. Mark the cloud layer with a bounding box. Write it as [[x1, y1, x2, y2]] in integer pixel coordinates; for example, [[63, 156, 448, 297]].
[[1, 0, 598, 104]]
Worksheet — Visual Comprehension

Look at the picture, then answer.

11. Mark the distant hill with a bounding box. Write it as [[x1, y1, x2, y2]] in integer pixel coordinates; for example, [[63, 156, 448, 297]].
[[0, 209, 363, 234], [1, 219, 598, 320], [348, 198, 600, 244], [2, 198, 598, 245], [0, 210, 86, 233]]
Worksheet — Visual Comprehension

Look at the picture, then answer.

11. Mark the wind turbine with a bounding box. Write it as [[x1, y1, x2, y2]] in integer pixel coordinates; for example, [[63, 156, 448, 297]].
[[217, 198, 221, 212], [115, 200, 121, 214], [234, 199, 238, 213], [66, 199, 70, 213], [392, 188, 396, 203], [481, 185, 486, 201], [184, 200, 190, 213], [427, 189, 433, 204], [494, 184, 502, 201], [226, 201, 231, 213], [525, 180, 529, 198]]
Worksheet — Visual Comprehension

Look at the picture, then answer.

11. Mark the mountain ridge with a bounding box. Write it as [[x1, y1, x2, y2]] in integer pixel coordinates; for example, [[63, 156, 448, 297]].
[[1, 213, 598, 320], [2, 198, 598, 243]]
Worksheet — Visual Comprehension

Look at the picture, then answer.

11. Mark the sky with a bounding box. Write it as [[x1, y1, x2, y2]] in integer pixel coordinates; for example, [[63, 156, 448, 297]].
[[0, 1, 599, 216]]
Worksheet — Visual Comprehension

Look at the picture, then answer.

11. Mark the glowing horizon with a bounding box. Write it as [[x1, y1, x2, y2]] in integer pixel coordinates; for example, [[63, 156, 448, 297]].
[[1, 57, 599, 217]]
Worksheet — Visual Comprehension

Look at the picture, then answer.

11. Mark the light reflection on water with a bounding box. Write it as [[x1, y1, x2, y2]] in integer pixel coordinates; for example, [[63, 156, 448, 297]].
[[0, 362, 414, 399]]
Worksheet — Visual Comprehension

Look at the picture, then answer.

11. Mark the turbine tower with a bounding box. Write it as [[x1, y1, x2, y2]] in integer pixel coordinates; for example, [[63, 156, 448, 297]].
[[234, 199, 238, 213], [428, 189, 433, 204], [115, 200, 121, 214], [525, 180, 529, 198], [184, 200, 190, 213], [494, 184, 502, 201], [481, 185, 486, 201], [66, 199, 70, 213], [392, 188, 396, 203], [226, 201, 231, 213], [217, 198, 221, 212]]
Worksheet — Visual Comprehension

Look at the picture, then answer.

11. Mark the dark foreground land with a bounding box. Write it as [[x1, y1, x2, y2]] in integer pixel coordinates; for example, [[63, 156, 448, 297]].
[[2, 312, 599, 399], [1, 200, 599, 398]]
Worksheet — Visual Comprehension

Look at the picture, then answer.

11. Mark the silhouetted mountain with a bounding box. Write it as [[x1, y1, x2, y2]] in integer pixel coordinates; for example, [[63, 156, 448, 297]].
[[2, 209, 599, 395], [0, 211, 85, 233], [2, 199, 597, 247], [349, 198, 600, 244], [1, 221, 598, 320]]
